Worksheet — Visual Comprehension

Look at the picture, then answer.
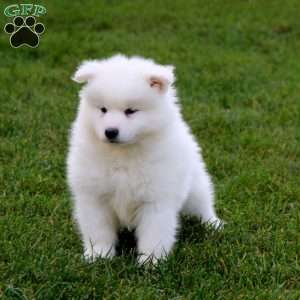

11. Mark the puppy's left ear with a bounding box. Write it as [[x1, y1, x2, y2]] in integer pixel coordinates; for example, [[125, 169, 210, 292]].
[[147, 65, 175, 92], [72, 60, 100, 83]]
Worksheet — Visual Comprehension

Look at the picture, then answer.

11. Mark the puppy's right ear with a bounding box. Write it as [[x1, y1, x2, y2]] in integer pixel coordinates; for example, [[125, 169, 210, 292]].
[[72, 60, 100, 83], [146, 65, 175, 93]]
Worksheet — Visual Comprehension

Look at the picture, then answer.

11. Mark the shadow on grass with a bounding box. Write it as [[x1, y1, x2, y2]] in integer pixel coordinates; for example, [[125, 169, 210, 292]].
[[114, 215, 222, 259]]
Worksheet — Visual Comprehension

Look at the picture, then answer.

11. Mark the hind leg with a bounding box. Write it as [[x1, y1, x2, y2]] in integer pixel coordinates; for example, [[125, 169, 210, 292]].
[[183, 169, 223, 229]]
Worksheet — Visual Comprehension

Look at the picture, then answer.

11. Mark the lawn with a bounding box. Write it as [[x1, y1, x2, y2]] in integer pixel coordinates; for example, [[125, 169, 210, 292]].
[[0, 0, 299, 299]]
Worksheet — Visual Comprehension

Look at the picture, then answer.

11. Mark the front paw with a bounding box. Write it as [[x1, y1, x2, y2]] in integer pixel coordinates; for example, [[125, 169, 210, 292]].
[[137, 250, 168, 266], [84, 244, 116, 262], [138, 254, 159, 266], [207, 217, 225, 230]]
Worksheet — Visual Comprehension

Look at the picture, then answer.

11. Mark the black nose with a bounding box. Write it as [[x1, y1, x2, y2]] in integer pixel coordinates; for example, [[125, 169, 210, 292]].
[[105, 128, 119, 140]]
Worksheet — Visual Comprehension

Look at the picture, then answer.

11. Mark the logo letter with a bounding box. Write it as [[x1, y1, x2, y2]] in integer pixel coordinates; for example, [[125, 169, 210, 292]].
[[4, 5, 20, 17], [33, 5, 46, 17], [20, 4, 33, 16]]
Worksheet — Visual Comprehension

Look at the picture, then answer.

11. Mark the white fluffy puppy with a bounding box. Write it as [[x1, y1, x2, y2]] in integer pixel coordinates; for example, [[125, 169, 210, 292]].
[[67, 55, 222, 264]]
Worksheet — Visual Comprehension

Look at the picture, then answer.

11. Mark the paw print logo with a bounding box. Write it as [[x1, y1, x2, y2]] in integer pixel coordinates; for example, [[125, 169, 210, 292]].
[[4, 16, 45, 48]]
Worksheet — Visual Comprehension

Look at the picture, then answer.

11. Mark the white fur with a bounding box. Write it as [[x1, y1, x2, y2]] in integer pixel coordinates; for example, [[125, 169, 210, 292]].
[[67, 54, 223, 264]]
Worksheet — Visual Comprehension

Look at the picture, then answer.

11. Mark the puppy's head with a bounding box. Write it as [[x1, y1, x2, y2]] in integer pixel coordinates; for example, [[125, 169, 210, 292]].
[[72, 55, 176, 145]]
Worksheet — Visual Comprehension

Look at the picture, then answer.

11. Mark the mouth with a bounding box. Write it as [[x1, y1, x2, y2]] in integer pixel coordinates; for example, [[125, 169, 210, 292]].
[[103, 137, 135, 145], [105, 138, 124, 144], [105, 139, 134, 146]]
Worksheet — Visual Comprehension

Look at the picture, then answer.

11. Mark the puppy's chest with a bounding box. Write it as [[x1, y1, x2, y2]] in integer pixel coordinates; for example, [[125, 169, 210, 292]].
[[107, 163, 151, 227]]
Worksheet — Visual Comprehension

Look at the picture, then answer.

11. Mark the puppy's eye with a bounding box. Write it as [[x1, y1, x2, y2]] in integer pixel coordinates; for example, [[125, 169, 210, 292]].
[[100, 107, 107, 113], [124, 108, 138, 116]]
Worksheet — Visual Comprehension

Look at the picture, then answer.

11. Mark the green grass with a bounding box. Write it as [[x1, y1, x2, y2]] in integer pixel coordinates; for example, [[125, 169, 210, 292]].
[[1, 0, 299, 299]]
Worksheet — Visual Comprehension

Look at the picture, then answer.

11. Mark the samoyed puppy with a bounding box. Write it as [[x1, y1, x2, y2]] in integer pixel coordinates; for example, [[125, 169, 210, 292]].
[[67, 54, 223, 264]]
